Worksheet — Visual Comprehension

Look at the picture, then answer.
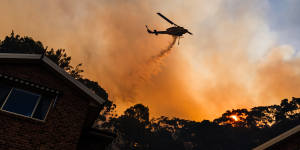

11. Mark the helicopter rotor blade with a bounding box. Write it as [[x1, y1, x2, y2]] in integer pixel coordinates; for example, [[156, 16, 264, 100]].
[[187, 31, 193, 35], [157, 13, 178, 26]]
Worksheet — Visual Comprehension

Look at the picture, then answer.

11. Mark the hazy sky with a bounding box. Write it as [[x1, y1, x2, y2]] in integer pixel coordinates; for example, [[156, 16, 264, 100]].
[[267, 0, 300, 50], [0, 0, 300, 121]]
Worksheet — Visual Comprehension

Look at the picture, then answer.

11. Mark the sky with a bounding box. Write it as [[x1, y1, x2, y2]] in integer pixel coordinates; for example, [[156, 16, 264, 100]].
[[267, 0, 300, 50], [0, 0, 300, 121]]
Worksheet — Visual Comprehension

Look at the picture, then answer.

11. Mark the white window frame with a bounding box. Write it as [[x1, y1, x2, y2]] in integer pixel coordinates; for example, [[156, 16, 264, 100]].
[[0, 87, 53, 121]]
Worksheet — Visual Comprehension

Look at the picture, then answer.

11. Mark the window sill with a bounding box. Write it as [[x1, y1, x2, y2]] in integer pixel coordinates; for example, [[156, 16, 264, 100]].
[[0, 109, 46, 124]]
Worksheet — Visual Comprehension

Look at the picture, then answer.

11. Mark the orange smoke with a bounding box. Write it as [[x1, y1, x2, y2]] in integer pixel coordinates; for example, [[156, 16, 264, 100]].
[[1, 0, 300, 121]]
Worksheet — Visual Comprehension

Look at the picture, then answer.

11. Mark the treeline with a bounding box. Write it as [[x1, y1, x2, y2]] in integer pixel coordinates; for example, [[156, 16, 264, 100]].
[[100, 98, 300, 150], [1, 32, 299, 150]]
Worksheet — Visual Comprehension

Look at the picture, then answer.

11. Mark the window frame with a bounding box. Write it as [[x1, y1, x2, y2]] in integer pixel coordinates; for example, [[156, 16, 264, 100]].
[[0, 87, 54, 122]]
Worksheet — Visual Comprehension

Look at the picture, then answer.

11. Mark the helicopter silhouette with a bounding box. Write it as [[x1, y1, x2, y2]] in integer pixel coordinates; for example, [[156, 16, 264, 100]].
[[146, 13, 192, 38]]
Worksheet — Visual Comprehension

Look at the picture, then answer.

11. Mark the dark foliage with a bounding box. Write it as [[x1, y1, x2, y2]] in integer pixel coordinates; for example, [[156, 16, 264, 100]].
[[0, 31, 45, 54], [78, 78, 108, 100], [101, 98, 300, 150]]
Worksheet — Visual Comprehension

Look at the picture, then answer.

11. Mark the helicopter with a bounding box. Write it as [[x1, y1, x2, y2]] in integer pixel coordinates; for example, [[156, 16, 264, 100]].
[[146, 13, 192, 37]]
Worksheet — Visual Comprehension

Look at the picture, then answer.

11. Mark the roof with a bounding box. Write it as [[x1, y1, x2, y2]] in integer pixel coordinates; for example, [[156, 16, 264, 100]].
[[0, 53, 105, 104], [253, 125, 300, 150]]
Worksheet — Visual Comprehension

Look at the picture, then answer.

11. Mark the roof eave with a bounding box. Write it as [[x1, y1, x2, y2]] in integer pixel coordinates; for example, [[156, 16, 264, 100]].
[[42, 56, 106, 104], [253, 125, 300, 150]]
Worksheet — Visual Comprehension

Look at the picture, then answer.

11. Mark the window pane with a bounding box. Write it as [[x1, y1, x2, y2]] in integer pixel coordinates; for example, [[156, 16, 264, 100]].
[[3, 88, 40, 117], [33, 96, 52, 120], [0, 83, 12, 106]]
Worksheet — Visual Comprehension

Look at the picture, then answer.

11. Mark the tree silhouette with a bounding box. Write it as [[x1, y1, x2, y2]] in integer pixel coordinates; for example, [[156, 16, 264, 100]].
[[0, 31, 45, 54], [103, 98, 300, 150]]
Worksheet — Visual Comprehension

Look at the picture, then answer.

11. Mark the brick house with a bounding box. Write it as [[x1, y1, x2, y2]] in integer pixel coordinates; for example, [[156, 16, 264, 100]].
[[253, 125, 300, 150], [0, 53, 112, 150]]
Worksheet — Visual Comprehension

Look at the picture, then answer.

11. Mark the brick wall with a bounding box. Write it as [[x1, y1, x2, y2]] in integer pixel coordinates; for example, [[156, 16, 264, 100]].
[[0, 62, 92, 150]]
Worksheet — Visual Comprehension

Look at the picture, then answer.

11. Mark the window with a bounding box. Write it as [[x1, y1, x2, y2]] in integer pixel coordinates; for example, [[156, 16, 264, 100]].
[[0, 83, 53, 121], [3, 88, 40, 117]]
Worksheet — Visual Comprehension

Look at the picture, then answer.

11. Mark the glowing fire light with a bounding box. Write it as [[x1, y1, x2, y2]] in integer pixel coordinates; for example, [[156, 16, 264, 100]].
[[230, 115, 239, 121]]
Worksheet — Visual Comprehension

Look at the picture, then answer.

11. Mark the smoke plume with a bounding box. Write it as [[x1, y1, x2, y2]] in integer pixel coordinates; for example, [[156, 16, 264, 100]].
[[137, 36, 178, 82], [120, 36, 178, 101]]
